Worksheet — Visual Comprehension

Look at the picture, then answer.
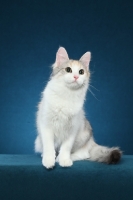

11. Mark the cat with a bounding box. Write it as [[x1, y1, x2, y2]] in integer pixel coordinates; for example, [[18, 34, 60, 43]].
[[35, 47, 122, 169]]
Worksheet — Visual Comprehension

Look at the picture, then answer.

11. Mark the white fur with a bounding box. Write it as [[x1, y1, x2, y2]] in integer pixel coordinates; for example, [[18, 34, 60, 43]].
[[35, 47, 121, 168]]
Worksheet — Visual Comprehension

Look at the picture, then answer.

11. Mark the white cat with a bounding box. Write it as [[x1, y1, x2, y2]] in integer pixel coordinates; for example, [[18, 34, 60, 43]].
[[35, 47, 121, 169]]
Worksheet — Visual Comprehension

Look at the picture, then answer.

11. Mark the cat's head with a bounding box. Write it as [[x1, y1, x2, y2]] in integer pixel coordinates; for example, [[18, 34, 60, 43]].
[[51, 47, 91, 90]]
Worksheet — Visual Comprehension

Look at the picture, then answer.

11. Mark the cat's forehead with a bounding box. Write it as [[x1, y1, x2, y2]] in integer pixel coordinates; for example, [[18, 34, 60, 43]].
[[68, 60, 83, 68], [69, 60, 81, 66]]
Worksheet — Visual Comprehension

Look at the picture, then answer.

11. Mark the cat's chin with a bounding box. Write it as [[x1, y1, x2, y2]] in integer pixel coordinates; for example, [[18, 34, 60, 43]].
[[65, 81, 85, 90]]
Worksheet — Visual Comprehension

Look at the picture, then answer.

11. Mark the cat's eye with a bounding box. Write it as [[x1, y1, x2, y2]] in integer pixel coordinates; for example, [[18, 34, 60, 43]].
[[79, 69, 84, 75], [65, 67, 72, 73]]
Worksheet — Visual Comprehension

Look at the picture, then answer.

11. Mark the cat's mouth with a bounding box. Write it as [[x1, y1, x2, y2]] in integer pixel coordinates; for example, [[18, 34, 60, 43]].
[[66, 80, 85, 90], [70, 80, 79, 85], [72, 80, 78, 83]]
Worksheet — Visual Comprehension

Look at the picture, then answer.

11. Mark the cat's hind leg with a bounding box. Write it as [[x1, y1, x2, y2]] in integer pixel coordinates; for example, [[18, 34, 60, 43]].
[[34, 135, 43, 154], [70, 144, 90, 161]]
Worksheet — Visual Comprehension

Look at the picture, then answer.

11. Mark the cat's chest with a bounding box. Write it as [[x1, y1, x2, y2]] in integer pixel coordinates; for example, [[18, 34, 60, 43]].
[[48, 92, 82, 116], [46, 96, 77, 129], [52, 101, 74, 115], [48, 101, 73, 140], [42, 89, 84, 142]]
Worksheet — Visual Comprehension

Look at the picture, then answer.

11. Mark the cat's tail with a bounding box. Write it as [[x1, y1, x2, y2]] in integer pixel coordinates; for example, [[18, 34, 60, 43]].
[[88, 137, 122, 164]]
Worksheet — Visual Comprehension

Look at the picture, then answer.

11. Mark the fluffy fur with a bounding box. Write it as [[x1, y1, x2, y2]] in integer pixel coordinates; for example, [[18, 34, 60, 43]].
[[35, 47, 122, 169]]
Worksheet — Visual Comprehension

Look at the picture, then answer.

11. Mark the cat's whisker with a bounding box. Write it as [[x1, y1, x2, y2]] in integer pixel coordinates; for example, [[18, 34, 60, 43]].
[[89, 84, 100, 92], [88, 88, 100, 101]]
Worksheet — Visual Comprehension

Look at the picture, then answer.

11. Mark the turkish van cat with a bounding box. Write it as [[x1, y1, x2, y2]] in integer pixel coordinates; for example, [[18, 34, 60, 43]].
[[35, 47, 121, 169]]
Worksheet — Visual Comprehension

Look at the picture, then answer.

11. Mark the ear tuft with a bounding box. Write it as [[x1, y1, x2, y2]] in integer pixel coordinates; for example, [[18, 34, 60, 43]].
[[79, 52, 91, 68], [55, 47, 69, 67]]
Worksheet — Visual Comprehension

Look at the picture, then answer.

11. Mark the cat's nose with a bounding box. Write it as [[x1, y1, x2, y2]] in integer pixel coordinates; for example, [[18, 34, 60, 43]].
[[74, 75, 79, 80]]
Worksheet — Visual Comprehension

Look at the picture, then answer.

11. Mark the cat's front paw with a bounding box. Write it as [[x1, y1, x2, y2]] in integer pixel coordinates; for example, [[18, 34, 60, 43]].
[[42, 156, 55, 169], [59, 157, 73, 167]]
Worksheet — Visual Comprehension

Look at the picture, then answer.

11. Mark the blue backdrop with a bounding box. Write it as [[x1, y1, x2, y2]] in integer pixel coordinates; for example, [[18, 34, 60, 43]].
[[0, 0, 133, 154]]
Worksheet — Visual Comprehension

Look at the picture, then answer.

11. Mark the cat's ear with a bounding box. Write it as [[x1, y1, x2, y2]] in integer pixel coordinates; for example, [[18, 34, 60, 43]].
[[79, 52, 91, 68], [54, 47, 69, 67]]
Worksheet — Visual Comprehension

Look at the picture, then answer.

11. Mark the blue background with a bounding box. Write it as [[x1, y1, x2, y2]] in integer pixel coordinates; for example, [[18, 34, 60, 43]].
[[0, 0, 133, 154]]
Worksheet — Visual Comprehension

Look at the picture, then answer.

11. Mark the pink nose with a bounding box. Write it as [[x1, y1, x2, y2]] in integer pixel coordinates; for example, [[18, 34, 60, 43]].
[[74, 75, 79, 80]]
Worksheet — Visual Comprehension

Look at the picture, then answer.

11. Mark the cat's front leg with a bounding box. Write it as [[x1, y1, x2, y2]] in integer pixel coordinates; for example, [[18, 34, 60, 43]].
[[58, 133, 76, 167], [41, 127, 56, 169]]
